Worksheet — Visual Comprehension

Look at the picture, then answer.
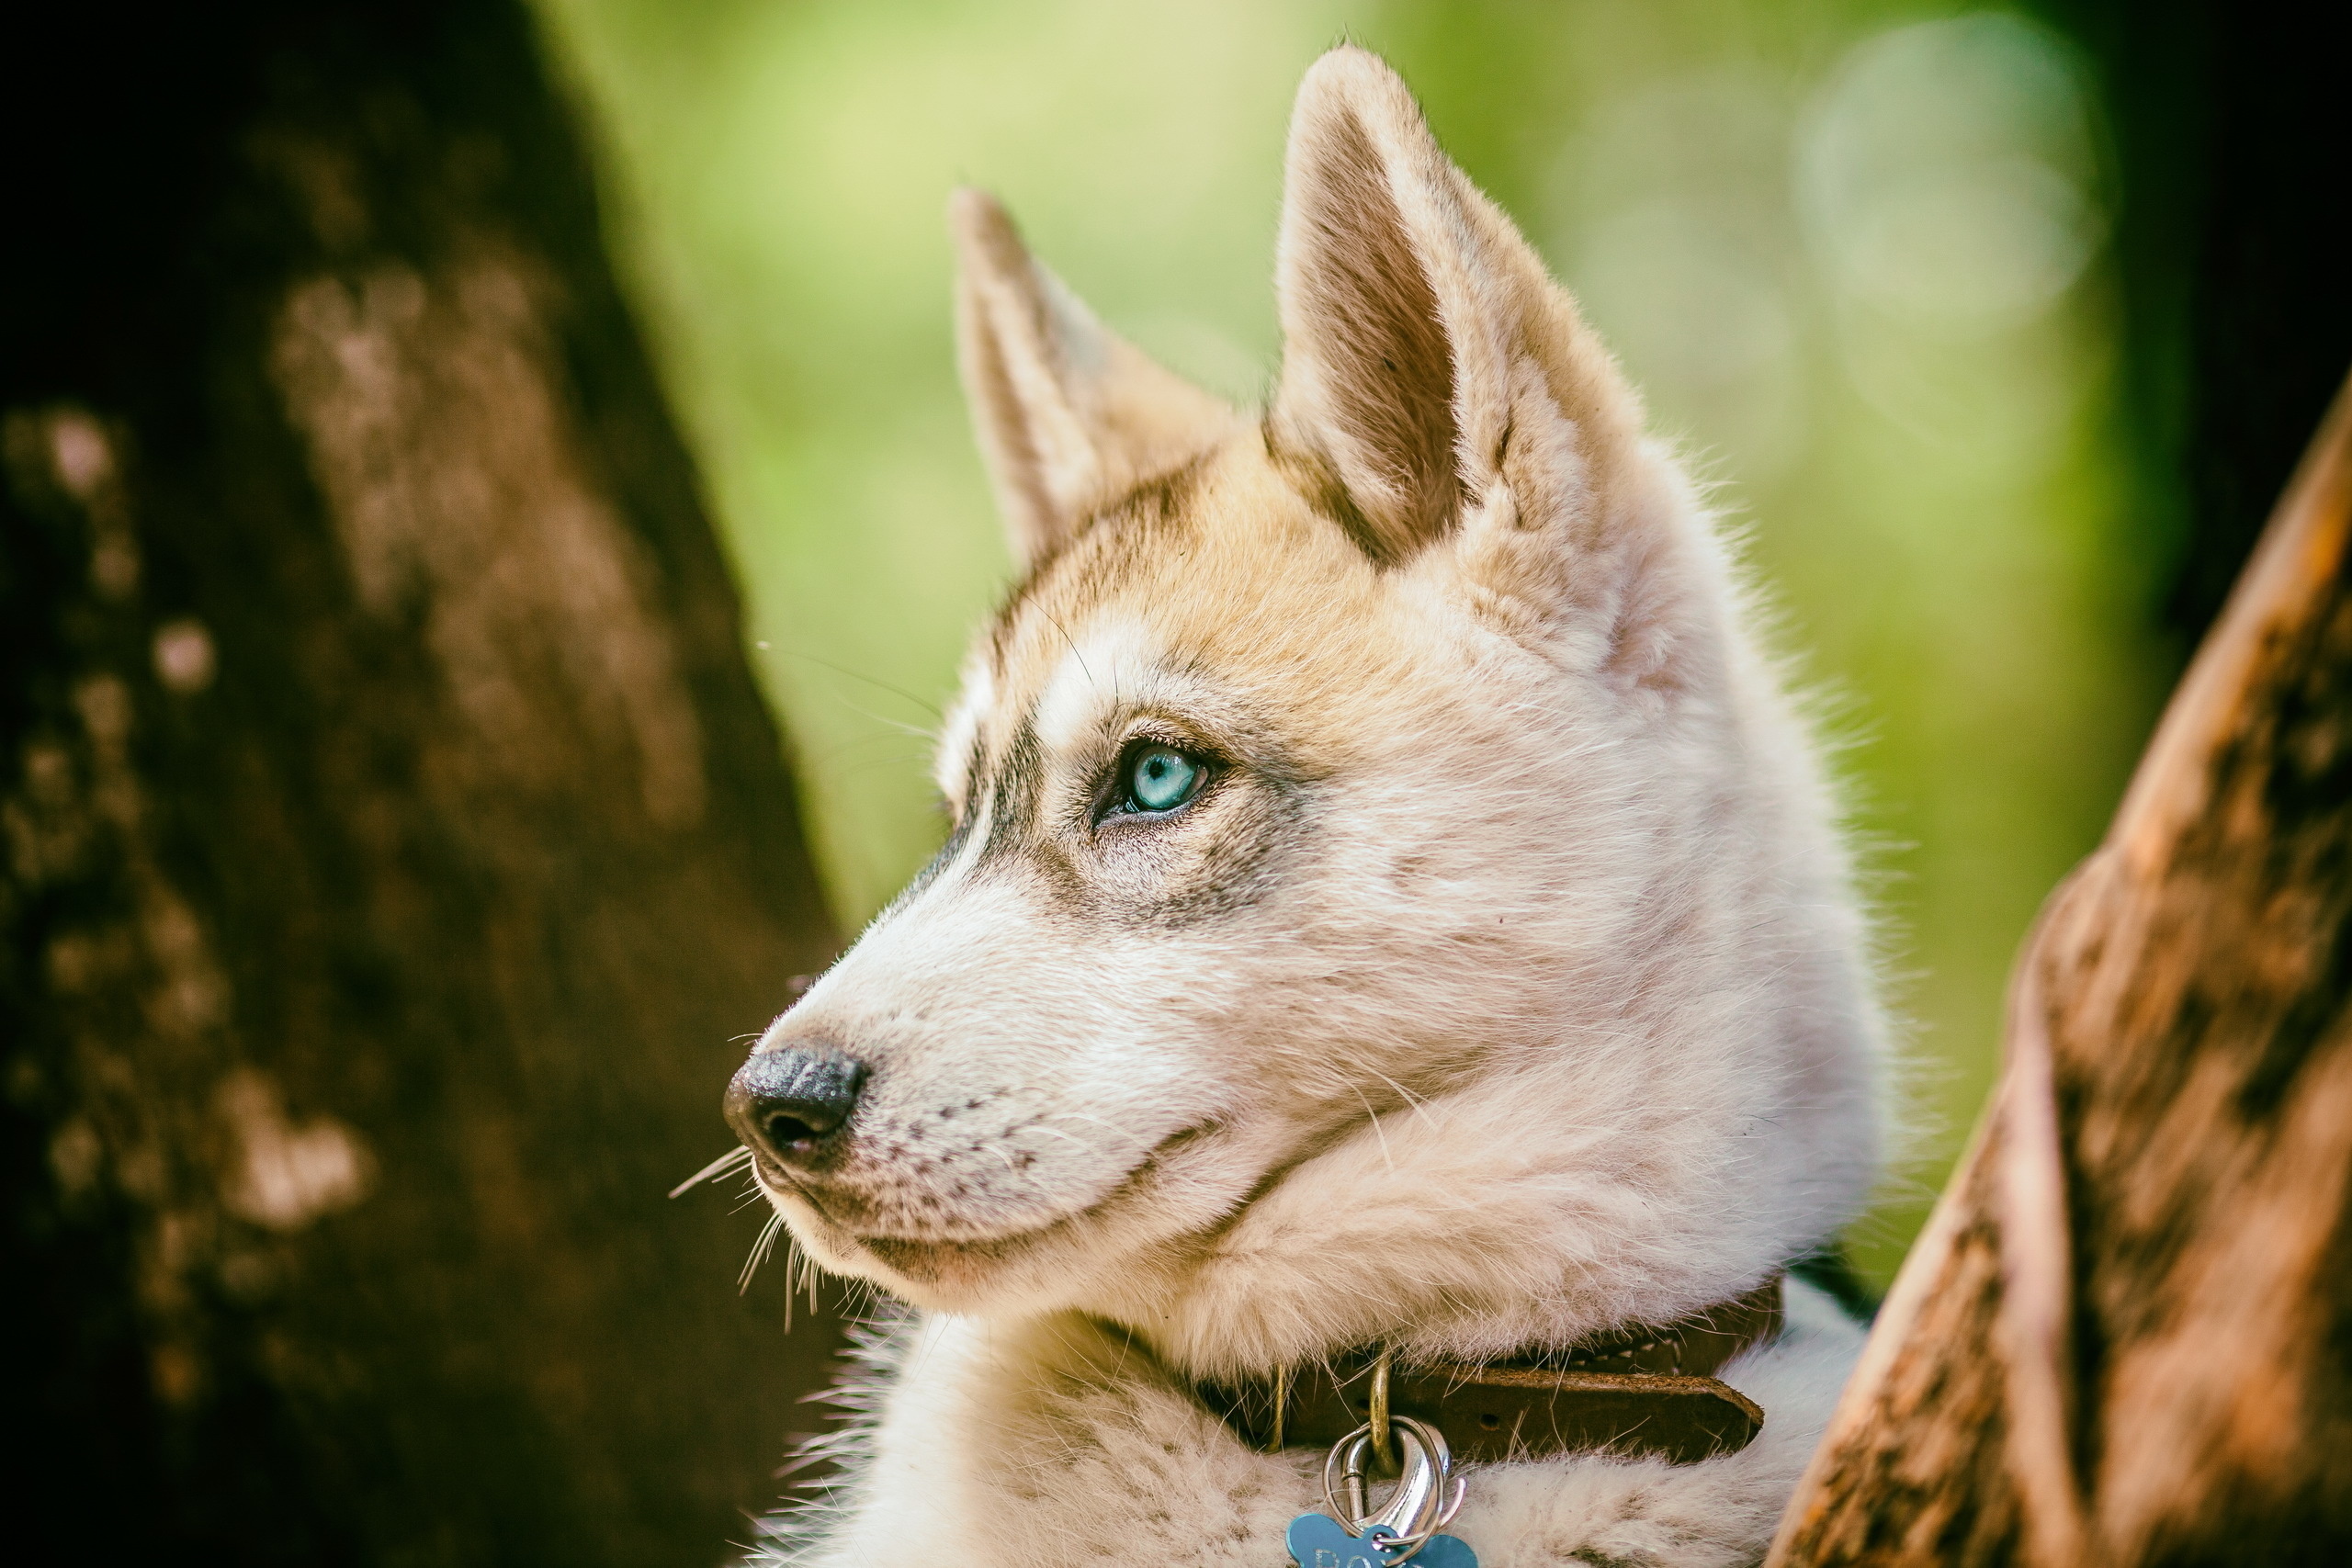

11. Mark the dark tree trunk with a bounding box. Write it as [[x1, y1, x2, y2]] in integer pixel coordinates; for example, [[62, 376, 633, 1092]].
[[1768, 378, 2352, 1566], [2033, 0, 2352, 652], [2, 2, 842, 1562]]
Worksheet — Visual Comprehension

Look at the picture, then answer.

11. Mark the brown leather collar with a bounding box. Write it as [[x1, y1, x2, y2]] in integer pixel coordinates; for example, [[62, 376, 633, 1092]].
[[1198, 1274, 1783, 1467]]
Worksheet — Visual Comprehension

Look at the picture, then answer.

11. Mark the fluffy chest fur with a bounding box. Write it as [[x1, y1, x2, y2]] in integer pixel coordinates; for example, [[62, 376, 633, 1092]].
[[763, 1286, 1863, 1568], [725, 45, 1886, 1568]]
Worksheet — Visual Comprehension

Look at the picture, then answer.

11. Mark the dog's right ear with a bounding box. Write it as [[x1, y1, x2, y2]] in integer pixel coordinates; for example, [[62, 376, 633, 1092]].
[[951, 189, 1238, 570]]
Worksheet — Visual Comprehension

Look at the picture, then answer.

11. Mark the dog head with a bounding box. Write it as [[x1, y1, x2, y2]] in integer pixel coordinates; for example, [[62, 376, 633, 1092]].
[[734, 48, 1885, 1377]]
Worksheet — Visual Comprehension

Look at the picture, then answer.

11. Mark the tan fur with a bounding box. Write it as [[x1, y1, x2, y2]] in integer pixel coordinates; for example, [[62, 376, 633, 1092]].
[[746, 47, 1884, 1567], [953, 187, 1245, 568]]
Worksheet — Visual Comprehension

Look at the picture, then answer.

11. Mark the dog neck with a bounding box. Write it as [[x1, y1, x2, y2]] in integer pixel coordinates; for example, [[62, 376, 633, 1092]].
[[1070, 1062, 1832, 1382]]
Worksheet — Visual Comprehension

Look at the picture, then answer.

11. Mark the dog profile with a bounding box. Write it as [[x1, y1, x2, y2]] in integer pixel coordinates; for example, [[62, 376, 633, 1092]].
[[730, 45, 1886, 1568]]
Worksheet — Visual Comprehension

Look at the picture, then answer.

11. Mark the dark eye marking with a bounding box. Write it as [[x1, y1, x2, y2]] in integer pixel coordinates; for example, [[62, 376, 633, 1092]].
[[951, 728, 988, 829]]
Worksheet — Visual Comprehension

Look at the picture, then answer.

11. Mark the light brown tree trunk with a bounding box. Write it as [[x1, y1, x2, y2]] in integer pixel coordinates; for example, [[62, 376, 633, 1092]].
[[1769, 371, 2352, 1566], [2, 2, 842, 1561]]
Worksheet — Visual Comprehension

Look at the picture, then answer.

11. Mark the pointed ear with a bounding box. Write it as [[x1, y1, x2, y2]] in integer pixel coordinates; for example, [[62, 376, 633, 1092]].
[[1271, 48, 1649, 572], [952, 188, 1238, 568]]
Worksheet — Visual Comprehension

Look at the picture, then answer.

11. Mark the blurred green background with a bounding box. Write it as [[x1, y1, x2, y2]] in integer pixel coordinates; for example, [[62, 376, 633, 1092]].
[[531, 0, 2174, 1283]]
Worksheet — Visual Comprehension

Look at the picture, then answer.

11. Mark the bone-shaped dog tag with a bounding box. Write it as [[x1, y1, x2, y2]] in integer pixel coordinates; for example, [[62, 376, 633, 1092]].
[[1284, 1513, 1477, 1568]]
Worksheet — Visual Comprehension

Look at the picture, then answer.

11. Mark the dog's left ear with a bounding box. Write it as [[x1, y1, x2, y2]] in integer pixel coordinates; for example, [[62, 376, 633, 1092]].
[[952, 188, 1239, 570], [1273, 50, 1696, 677]]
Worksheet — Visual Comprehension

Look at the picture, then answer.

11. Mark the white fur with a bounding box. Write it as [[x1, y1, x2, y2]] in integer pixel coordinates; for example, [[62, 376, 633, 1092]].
[[741, 46, 1887, 1568], [761, 1282, 1862, 1568]]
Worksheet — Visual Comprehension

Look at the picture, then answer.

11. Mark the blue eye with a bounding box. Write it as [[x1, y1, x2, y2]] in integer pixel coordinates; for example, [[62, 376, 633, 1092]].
[[1125, 744, 1205, 814]]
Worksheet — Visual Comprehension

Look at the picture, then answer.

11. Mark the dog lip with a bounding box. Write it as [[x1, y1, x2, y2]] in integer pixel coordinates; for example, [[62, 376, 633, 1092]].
[[843, 1116, 1222, 1250], [752, 1159, 835, 1224]]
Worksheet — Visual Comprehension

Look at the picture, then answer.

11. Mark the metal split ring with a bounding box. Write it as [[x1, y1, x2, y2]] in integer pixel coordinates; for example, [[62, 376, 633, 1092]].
[[1320, 1415, 1467, 1562]]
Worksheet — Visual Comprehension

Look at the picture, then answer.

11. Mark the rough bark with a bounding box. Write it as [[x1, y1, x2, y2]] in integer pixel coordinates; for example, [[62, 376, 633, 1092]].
[[1769, 373, 2352, 1566], [2, 2, 842, 1562]]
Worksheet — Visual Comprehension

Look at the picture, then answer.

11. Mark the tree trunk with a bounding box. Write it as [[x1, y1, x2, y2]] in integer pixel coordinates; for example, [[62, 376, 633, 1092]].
[[1768, 372, 2352, 1566], [2, 2, 842, 1562], [2032, 0, 2352, 653]]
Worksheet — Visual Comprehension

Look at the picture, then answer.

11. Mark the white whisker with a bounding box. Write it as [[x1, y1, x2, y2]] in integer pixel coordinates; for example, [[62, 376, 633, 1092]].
[[1351, 1085, 1395, 1173], [672, 1144, 754, 1199], [741, 1210, 786, 1294]]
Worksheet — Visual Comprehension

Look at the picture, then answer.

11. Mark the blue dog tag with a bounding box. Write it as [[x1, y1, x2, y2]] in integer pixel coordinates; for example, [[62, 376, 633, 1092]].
[[1285, 1513, 1477, 1568]]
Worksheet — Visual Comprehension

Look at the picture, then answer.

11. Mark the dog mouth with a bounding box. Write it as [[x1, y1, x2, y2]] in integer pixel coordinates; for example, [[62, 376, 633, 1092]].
[[755, 1119, 1220, 1259]]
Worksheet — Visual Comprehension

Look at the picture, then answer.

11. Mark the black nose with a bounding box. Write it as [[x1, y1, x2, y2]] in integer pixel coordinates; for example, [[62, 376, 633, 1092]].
[[725, 1048, 865, 1166]]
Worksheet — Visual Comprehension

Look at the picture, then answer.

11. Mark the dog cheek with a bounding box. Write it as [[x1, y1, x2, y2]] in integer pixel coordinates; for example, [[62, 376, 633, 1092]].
[[1095, 783, 1303, 929]]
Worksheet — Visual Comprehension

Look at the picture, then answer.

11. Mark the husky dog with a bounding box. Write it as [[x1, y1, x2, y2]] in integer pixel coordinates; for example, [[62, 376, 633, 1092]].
[[731, 46, 1884, 1568]]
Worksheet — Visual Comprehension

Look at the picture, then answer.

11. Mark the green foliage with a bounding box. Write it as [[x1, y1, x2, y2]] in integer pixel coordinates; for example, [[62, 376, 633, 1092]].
[[532, 0, 2167, 1281]]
